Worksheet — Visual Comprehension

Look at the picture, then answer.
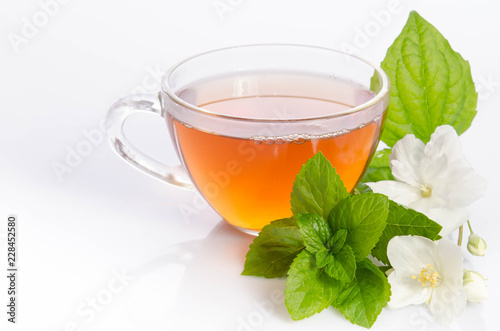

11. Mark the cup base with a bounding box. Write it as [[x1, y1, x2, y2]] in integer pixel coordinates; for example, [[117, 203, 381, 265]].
[[231, 224, 259, 236]]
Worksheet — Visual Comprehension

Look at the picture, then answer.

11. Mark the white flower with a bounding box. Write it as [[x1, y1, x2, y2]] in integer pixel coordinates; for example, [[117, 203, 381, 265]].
[[387, 235, 467, 324], [367, 125, 487, 236], [467, 233, 487, 256], [463, 269, 488, 302]]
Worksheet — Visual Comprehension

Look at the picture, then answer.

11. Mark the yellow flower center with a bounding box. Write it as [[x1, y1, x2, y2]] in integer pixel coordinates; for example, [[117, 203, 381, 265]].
[[420, 184, 432, 197], [411, 264, 441, 288]]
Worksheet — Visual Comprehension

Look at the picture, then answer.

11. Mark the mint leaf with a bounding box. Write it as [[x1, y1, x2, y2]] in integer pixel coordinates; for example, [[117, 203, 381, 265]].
[[376, 11, 477, 147], [371, 201, 442, 265], [325, 245, 356, 284], [327, 229, 348, 254], [291, 152, 350, 220], [334, 258, 391, 328], [242, 218, 304, 278], [329, 194, 389, 260], [296, 214, 332, 254], [285, 250, 341, 320], [316, 249, 334, 269]]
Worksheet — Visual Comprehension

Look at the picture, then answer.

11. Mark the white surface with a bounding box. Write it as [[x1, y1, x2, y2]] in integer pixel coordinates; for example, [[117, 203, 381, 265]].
[[1, 0, 499, 330]]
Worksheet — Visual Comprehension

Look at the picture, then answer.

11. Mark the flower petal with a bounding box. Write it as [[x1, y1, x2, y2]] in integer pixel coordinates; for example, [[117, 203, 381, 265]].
[[434, 238, 463, 284], [428, 281, 467, 324], [425, 125, 471, 169], [426, 208, 470, 237], [366, 181, 421, 207], [418, 153, 449, 186], [408, 195, 445, 215], [390, 134, 425, 186], [387, 272, 432, 309], [387, 236, 438, 278], [433, 167, 488, 208], [427, 238, 466, 323]]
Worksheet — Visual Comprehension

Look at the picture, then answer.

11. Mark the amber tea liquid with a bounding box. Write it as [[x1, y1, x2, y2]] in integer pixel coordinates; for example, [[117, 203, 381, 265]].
[[168, 72, 385, 232]]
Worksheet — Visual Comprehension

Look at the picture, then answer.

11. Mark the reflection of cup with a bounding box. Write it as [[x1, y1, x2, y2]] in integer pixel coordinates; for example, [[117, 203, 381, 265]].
[[106, 45, 390, 234], [124, 222, 286, 330]]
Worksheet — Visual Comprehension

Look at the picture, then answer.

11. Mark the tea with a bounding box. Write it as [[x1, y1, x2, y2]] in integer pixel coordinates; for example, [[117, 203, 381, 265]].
[[168, 72, 384, 232]]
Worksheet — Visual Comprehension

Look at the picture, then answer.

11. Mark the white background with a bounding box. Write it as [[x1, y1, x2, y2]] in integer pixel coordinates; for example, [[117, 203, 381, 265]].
[[1, 0, 500, 330]]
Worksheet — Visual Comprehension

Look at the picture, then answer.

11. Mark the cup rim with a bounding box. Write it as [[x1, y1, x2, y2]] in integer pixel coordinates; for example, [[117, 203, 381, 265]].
[[162, 44, 390, 122]]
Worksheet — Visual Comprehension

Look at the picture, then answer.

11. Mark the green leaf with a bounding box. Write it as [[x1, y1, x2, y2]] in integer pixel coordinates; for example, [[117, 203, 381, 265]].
[[325, 245, 356, 284], [242, 218, 304, 278], [327, 229, 348, 254], [360, 149, 394, 182], [296, 214, 332, 254], [378, 265, 393, 274], [305, 227, 350, 271], [285, 250, 341, 320], [376, 11, 477, 147], [329, 194, 389, 260], [333, 258, 391, 328], [316, 249, 334, 269], [291, 152, 350, 220], [371, 201, 442, 265]]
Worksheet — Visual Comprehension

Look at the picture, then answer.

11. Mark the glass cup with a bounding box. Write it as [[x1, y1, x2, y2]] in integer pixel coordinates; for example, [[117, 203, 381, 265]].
[[105, 44, 390, 235]]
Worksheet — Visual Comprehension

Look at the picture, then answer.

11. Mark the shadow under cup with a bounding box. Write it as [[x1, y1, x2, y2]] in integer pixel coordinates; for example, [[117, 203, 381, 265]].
[[108, 45, 390, 235]]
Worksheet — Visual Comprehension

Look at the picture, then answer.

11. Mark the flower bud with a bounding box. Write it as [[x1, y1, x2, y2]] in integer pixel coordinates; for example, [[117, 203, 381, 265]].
[[467, 233, 487, 256], [463, 269, 488, 302]]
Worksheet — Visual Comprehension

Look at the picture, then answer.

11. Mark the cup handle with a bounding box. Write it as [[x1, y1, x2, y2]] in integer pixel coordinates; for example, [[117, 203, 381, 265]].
[[105, 93, 194, 190]]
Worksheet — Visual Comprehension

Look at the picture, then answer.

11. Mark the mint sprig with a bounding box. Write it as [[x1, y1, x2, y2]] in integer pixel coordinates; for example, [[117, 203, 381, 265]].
[[244, 153, 391, 326], [286, 153, 390, 322], [242, 152, 442, 328]]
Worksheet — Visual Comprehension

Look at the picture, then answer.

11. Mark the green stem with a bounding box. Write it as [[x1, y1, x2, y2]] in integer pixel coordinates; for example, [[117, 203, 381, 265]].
[[458, 225, 464, 246], [467, 220, 474, 234]]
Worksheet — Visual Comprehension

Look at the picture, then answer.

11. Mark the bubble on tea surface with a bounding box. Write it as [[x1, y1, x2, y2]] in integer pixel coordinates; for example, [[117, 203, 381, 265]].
[[180, 122, 193, 129], [251, 131, 345, 146], [293, 136, 307, 145], [249, 118, 381, 146]]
